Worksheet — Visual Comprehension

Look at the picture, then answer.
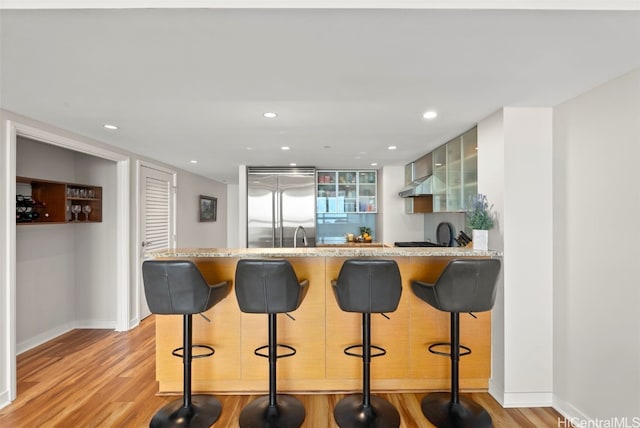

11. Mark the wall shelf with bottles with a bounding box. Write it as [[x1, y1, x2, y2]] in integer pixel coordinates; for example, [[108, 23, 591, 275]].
[[16, 176, 102, 224], [317, 170, 377, 213]]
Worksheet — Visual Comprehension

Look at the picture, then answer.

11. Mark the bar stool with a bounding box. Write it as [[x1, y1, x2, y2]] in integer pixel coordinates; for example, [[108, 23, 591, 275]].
[[142, 260, 231, 428], [234, 259, 309, 428], [331, 259, 403, 428], [412, 259, 501, 428]]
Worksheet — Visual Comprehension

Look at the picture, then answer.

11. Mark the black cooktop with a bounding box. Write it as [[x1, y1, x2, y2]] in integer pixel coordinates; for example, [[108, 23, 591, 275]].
[[394, 241, 445, 247]]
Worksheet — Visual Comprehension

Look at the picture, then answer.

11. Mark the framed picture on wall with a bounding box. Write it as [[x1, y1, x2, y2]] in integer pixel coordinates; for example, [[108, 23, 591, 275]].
[[199, 195, 217, 222]]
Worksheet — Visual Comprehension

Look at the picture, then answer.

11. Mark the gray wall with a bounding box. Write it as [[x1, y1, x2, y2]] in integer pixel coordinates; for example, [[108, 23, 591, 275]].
[[74, 153, 118, 325], [15, 138, 118, 351], [13, 131, 229, 353], [553, 69, 640, 420], [176, 171, 227, 248]]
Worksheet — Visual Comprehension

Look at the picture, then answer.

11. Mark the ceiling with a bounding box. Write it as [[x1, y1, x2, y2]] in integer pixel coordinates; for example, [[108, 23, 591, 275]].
[[1, 4, 640, 184]]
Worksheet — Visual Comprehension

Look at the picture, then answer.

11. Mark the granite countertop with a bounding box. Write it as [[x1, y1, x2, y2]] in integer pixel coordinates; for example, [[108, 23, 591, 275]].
[[316, 242, 388, 247], [146, 246, 502, 259]]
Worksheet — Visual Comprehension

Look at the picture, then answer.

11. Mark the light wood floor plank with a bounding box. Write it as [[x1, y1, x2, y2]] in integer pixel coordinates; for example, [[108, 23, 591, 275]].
[[0, 316, 568, 427]]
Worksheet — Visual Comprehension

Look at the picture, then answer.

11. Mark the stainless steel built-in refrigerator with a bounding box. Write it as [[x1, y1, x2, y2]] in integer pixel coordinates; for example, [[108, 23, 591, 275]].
[[247, 167, 316, 248]]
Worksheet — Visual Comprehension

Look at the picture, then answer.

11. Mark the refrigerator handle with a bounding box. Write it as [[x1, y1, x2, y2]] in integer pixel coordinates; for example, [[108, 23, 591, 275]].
[[279, 189, 284, 247], [272, 190, 277, 247]]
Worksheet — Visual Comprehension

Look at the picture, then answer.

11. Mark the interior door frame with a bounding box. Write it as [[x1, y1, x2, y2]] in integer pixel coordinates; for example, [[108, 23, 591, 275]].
[[134, 160, 177, 324], [2, 118, 130, 404]]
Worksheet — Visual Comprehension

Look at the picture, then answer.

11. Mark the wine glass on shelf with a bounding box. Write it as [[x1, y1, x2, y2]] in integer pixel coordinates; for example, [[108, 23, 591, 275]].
[[71, 204, 81, 221], [82, 205, 92, 221]]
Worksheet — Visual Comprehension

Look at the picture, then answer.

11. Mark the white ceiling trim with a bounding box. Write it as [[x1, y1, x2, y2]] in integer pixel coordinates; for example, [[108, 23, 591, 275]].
[[1, 0, 640, 10]]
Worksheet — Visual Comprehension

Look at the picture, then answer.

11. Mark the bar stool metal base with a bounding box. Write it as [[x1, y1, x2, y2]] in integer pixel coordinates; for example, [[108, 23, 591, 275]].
[[421, 392, 492, 428], [239, 395, 305, 428], [150, 395, 222, 428], [334, 394, 400, 428]]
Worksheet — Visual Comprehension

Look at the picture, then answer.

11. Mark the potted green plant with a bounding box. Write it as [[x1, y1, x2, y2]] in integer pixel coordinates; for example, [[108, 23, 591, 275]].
[[465, 194, 495, 250]]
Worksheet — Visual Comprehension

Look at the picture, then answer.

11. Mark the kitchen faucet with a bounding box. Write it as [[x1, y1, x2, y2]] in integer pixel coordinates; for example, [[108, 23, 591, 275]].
[[293, 225, 308, 248]]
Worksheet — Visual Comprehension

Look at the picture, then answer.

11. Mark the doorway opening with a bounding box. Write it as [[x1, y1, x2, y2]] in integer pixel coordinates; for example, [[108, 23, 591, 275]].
[[3, 120, 130, 404]]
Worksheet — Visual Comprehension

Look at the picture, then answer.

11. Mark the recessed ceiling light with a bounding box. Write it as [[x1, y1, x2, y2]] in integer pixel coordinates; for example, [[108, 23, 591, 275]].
[[435, 163, 443, 166], [103, 124, 118, 130], [190, 160, 198, 164], [263, 112, 277, 119], [423, 111, 438, 120], [246, 147, 253, 151], [371, 162, 378, 166], [290, 162, 297, 166], [388, 146, 397, 150], [281, 146, 290, 151]]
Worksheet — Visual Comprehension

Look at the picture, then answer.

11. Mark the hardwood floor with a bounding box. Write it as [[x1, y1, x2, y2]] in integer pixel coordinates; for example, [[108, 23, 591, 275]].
[[0, 316, 567, 427]]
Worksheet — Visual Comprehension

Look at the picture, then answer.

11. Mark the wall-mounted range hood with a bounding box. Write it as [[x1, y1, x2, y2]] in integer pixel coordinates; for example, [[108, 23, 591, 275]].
[[398, 175, 433, 197], [399, 152, 433, 198]]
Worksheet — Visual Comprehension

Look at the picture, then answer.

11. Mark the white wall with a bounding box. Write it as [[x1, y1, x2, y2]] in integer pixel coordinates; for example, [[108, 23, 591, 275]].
[[479, 107, 554, 407], [226, 184, 239, 248], [379, 165, 424, 243], [176, 172, 228, 248], [553, 70, 640, 421], [238, 165, 247, 248], [478, 109, 506, 400], [0, 115, 13, 407]]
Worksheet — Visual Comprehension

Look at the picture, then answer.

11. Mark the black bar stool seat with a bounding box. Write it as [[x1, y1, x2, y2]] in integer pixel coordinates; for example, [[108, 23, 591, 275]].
[[142, 260, 231, 428], [234, 259, 309, 428], [331, 259, 403, 428], [412, 258, 501, 428]]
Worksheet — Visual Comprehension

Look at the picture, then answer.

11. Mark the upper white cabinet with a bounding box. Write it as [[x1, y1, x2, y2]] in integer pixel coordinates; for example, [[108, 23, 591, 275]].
[[317, 170, 377, 213]]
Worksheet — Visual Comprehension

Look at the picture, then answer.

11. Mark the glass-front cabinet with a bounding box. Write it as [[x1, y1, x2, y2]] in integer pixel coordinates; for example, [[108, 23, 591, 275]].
[[444, 127, 477, 212], [317, 170, 377, 213], [406, 126, 477, 213], [461, 127, 478, 208], [446, 136, 463, 211], [432, 145, 447, 212]]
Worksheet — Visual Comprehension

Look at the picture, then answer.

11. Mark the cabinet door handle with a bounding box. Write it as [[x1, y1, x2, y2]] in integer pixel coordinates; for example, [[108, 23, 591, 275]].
[[141, 240, 153, 247]]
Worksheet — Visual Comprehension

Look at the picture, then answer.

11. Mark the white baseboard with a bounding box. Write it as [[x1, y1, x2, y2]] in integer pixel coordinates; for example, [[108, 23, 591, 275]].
[[16, 322, 75, 355], [502, 391, 553, 408], [0, 389, 10, 410], [17, 320, 116, 355], [73, 320, 116, 329], [488, 379, 553, 408], [129, 316, 140, 330], [488, 379, 505, 406], [553, 394, 589, 424]]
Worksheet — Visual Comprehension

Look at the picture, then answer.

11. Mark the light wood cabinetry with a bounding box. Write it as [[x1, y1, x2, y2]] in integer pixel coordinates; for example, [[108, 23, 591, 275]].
[[153, 254, 492, 394], [317, 170, 377, 213], [16, 176, 103, 224]]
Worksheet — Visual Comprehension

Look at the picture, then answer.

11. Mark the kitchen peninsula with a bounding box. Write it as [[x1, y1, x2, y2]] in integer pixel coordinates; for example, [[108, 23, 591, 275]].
[[146, 246, 501, 395]]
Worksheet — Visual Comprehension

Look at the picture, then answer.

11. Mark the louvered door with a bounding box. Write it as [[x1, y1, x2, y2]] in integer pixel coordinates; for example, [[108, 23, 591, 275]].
[[140, 165, 175, 319]]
